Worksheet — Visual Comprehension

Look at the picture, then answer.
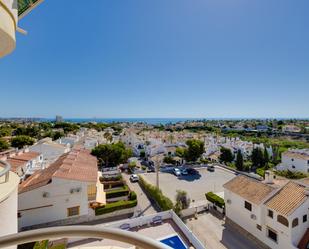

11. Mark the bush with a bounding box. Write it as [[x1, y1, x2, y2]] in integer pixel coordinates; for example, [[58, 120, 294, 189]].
[[205, 192, 225, 208], [275, 170, 307, 179], [139, 176, 174, 211], [129, 191, 137, 200], [105, 185, 129, 199], [256, 168, 265, 177], [95, 200, 137, 215]]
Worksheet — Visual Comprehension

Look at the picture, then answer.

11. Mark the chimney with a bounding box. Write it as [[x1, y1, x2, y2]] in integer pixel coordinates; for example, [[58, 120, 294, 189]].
[[264, 170, 274, 184]]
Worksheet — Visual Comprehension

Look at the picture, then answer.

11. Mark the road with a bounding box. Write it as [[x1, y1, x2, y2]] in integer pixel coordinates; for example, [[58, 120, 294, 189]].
[[123, 173, 158, 216]]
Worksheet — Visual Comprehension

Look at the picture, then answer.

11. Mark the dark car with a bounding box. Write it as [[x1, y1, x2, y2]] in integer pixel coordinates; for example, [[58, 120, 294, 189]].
[[207, 165, 215, 172], [187, 168, 199, 175]]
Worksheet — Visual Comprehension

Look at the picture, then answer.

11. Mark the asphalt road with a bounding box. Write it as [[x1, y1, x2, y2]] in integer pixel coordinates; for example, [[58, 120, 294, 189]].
[[141, 167, 236, 204]]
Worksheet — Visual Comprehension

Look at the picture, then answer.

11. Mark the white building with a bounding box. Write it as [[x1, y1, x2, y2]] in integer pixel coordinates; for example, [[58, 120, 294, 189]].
[[6, 151, 43, 180], [18, 149, 105, 230], [0, 161, 20, 249], [224, 175, 309, 249], [277, 149, 309, 173], [29, 138, 70, 167]]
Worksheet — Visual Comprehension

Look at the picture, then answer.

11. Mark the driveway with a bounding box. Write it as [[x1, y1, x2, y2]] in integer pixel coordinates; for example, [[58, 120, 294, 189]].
[[123, 173, 158, 216], [185, 212, 261, 249], [141, 168, 235, 204]]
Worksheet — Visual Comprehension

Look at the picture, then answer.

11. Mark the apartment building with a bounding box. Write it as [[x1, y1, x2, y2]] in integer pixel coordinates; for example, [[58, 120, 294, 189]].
[[18, 149, 105, 229], [224, 175, 309, 249]]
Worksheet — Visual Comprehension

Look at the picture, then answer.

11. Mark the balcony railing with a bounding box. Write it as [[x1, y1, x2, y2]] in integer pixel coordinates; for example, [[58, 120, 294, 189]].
[[0, 160, 11, 183], [0, 225, 170, 249]]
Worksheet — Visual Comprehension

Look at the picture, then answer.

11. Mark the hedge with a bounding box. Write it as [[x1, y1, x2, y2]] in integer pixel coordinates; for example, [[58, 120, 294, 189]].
[[205, 191, 225, 208], [129, 191, 137, 201], [105, 185, 129, 199], [139, 176, 174, 211], [95, 199, 137, 215]]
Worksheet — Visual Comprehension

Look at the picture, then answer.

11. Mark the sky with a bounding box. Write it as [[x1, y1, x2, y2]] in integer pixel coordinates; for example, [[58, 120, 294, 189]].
[[0, 0, 309, 119]]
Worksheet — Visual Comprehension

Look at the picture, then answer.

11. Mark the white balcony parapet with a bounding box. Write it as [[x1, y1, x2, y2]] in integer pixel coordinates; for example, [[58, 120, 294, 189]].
[[0, 225, 170, 249], [0, 160, 11, 183]]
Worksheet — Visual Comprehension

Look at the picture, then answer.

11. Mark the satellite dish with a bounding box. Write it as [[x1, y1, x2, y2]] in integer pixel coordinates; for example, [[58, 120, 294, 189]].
[[0, 1, 16, 58]]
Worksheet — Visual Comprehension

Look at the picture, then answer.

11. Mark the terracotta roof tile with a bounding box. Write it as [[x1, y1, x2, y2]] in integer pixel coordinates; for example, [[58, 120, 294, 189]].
[[19, 149, 97, 194], [223, 175, 275, 205], [265, 181, 308, 216]]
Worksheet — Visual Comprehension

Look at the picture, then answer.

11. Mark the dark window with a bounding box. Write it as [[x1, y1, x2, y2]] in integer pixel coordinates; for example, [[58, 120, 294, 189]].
[[292, 165, 295, 169], [292, 218, 299, 228], [268, 210, 273, 218], [277, 215, 289, 227], [303, 215, 307, 223], [256, 224, 262, 231], [291, 158, 294, 161], [267, 228, 278, 242], [244, 201, 252, 211]]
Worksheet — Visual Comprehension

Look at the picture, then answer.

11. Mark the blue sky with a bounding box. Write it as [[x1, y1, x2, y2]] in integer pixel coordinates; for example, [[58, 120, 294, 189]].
[[1, 0, 308, 118]]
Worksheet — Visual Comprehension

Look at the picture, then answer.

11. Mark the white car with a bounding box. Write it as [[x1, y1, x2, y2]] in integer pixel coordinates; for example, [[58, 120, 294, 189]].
[[173, 168, 181, 176], [130, 174, 139, 182]]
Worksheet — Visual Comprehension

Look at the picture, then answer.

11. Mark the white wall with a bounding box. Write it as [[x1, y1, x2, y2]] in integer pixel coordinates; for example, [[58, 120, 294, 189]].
[[18, 178, 93, 229], [282, 155, 309, 173]]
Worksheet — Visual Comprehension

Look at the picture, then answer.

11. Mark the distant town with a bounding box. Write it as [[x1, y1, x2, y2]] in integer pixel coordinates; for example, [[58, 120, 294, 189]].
[[0, 117, 309, 249]]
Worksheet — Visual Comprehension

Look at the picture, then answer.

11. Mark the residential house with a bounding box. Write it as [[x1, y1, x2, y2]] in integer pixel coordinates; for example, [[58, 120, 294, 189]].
[[224, 175, 309, 249], [18, 149, 105, 229], [277, 149, 309, 173], [6, 151, 43, 180], [29, 138, 70, 167]]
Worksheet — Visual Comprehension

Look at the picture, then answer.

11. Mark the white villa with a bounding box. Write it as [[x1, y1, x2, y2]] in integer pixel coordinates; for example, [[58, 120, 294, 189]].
[[277, 149, 309, 173], [18, 149, 105, 230], [224, 174, 309, 249]]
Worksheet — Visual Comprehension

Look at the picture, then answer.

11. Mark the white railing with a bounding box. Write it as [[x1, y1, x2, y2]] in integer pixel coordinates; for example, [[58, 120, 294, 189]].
[[0, 160, 10, 183], [0, 226, 170, 249]]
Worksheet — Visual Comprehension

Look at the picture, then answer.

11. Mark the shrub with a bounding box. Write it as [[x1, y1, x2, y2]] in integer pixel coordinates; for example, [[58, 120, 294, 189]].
[[139, 176, 174, 211], [275, 170, 307, 179], [105, 185, 129, 199], [129, 191, 137, 200], [95, 200, 137, 215], [205, 191, 225, 208], [256, 168, 265, 177]]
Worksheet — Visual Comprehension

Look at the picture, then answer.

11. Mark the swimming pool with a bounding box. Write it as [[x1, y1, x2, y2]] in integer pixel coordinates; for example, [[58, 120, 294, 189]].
[[160, 235, 187, 249]]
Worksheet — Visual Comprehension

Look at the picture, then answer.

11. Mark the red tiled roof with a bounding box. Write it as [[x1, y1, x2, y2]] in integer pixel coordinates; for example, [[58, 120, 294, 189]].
[[19, 149, 97, 194]]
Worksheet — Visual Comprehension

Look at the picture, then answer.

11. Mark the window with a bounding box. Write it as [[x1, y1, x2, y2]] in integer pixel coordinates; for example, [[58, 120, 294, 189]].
[[277, 215, 289, 227], [303, 215, 307, 223], [87, 184, 96, 201], [67, 206, 80, 217], [268, 210, 274, 218], [267, 228, 278, 243], [292, 165, 295, 169], [292, 218, 299, 228], [291, 158, 294, 161], [244, 201, 252, 211], [256, 224, 262, 231]]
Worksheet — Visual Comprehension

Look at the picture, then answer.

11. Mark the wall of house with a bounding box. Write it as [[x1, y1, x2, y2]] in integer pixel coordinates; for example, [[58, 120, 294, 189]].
[[224, 190, 297, 249], [282, 155, 308, 173], [18, 178, 93, 229]]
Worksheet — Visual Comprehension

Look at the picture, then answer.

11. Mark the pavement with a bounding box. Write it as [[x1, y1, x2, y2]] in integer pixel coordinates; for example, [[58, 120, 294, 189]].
[[123, 173, 158, 216], [185, 212, 261, 249], [141, 167, 236, 204]]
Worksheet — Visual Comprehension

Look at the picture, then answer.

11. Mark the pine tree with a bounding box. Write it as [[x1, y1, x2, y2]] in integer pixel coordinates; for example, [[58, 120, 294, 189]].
[[235, 150, 244, 171]]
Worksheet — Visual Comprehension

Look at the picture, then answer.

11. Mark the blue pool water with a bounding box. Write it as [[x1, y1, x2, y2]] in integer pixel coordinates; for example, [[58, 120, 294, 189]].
[[160, 235, 187, 249]]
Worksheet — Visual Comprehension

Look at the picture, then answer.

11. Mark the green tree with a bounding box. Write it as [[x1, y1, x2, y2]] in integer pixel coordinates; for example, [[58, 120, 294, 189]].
[[174, 190, 190, 214], [91, 142, 132, 169], [184, 139, 204, 162], [163, 156, 176, 165], [0, 138, 9, 152], [175, 147, 185, 158], [219, 147, 234, 163], [11, 135, 35, 149], [264, 147, 269, 169], [235, 150, 244, 171], [251, 147, 264, 168]]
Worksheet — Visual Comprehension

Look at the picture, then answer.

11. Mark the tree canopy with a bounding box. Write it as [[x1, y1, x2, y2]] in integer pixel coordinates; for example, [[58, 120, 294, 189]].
[[11, 135, 35, 149], [91, 142, 132, 169], [219, 147, 234, 163], [0, 138, 9, 152], [184, 139, 204, 162], [235, 149, 244, 171]]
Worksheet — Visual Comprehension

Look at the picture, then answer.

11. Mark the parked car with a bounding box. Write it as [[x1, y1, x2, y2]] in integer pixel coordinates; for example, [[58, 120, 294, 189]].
[[181, 168, 188, 175], [130, 174, 139, 182], [207, 165, 215, 172], [187, 167, 199, 175], [173, 168, 181, 176]]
